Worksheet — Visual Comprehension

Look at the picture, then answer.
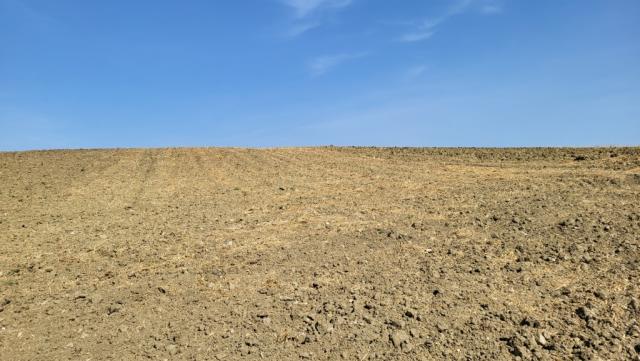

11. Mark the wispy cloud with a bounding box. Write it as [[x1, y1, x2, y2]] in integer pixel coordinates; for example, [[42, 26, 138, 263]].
[[397, 19, 439, 43], [286, 21, 321, 37], [404, 65, 428, 80], [281, 0, 353, 18], [281, 0, 353, 37], [397, 0, 502, 43], [480, 1, 503, 14], [308, 52, 367, 77]]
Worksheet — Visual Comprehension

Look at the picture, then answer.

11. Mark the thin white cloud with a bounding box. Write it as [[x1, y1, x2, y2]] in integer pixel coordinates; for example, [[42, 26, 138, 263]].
[[449, 0, 475, 15], [282, 0, 352, 18], [398, 31, 434, 42], [398, 0, 502, 43], [480, 1, 503, 14], [404, 65, 428, 80], [397, 19, 440, 43], [280, 0, 353, 38], [286, 22, 321, 37], [308, 52, 367, 76]]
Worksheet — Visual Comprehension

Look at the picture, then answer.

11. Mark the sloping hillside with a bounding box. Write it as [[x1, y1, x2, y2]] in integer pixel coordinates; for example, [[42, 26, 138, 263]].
[[1, 147, 639, 360]]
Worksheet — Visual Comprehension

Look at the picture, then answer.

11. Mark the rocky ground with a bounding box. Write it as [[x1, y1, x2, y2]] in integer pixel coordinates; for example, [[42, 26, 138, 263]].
[[0, 147, 639, 360]]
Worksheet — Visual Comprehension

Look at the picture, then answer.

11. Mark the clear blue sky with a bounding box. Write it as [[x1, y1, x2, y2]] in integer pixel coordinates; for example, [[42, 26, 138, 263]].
[[1, 0, 639, 150]]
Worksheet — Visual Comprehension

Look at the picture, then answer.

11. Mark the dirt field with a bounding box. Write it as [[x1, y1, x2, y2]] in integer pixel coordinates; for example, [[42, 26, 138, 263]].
[[1, 147, 639, 360]]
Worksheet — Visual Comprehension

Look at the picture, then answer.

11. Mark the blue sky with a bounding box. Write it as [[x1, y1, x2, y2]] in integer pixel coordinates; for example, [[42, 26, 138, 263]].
[[1, 0, 639, 150]]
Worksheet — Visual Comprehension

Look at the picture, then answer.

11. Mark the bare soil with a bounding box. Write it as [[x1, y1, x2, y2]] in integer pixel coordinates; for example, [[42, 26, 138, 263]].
[[1, 147, 639, 360]]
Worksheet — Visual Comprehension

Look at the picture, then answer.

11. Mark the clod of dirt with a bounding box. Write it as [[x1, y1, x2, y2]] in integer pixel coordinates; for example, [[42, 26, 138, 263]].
[[244, 335, 259, 347], [387, 318, 406, 329], [404, 309, 417, 319], [537, 333, 547, 347], [73, 292, 88, 300], [106, 303, 123, 315], [315, 319, 333, 335], [520, 316, 541, 328], [390, 330, 410, 348], [576, 306, 596, 321], [627, 174, 640, 185], [593, 290, 607, 300], [0, 298, 9, 313], [166, 344, 178, 355]]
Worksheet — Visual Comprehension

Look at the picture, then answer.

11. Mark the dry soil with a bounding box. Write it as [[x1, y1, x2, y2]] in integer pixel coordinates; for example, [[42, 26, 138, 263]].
[[0, 147, 639, 360]]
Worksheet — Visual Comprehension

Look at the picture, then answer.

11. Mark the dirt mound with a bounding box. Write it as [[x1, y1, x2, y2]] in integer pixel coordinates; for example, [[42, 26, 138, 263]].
[[1, 147, 639, 360]]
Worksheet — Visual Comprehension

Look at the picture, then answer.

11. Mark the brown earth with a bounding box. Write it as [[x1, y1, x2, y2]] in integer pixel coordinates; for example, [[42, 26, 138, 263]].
[[1, 147, 639, 361]]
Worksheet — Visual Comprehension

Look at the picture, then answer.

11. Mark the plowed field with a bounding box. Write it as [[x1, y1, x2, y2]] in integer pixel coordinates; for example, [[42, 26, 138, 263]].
[[1, 147, 639, 360]]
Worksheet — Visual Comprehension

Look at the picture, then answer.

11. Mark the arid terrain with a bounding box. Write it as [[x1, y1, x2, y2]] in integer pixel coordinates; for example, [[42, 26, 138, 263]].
[[0, 147, 639, 361]]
